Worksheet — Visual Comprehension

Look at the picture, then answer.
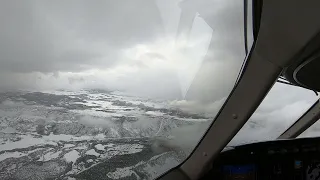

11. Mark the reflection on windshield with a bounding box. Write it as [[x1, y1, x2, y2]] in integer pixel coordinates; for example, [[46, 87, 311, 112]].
[[0, 0, 245, 179], [229, 83, 318, 146]]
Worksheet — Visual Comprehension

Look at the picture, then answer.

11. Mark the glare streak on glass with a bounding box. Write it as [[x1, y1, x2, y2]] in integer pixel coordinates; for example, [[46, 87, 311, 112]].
[[229, 83, 318, 146], [0, 0, 245, 179], [246, 0, 254, 51]]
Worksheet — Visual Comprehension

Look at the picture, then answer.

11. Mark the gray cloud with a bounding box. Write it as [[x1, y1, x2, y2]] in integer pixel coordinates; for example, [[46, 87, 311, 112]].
[[0, 0, 164, 74], [42, 0, 164, 45], [0, 1, 242, 70]]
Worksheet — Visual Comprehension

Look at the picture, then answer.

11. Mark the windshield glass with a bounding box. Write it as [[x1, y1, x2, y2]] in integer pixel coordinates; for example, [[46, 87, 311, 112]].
[[0, 0, 245, 179], [229, 83, 318, 146], [299, 114, 320, 138]]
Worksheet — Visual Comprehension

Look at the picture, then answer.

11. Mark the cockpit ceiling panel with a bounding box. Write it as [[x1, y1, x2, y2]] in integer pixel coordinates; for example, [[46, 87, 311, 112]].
[[294, 56, 320, 92]]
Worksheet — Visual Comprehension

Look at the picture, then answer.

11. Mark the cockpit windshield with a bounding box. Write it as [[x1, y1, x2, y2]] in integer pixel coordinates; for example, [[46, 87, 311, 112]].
[[0, 0, 247, 179], [230, 82, 319, 146], [299, 113, 320, 138]]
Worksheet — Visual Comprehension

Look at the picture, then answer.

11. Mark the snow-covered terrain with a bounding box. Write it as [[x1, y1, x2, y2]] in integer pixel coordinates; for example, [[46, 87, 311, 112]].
[[0, 90, 211, 180]]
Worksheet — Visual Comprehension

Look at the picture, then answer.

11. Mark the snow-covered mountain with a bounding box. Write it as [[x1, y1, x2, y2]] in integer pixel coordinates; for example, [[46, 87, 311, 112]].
[[0, 90, 210, 180]]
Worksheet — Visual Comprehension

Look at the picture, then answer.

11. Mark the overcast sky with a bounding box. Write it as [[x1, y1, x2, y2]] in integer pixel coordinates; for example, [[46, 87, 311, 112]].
[[0, 0, 319, 142], [0, 0, 245, 99]]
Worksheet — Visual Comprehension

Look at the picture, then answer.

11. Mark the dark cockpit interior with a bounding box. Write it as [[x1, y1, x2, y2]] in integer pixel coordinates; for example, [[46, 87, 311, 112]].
[[204, 138, 320, 180]]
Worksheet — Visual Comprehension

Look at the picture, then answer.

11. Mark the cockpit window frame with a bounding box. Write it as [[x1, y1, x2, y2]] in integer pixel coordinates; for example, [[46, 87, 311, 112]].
[[278, 99, 320, 139], [158, 0, 320, 179]]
